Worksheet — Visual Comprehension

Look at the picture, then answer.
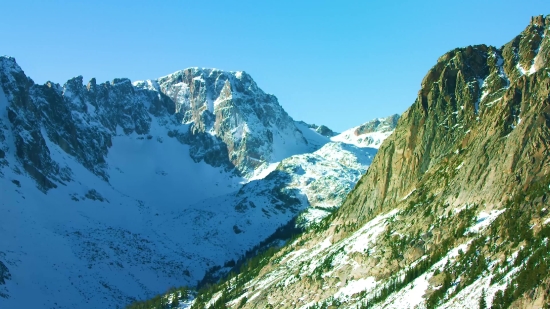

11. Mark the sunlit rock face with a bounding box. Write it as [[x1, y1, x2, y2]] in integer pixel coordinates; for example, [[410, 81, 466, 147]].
[[184, 16, 550, 309], [142, 68, 313, 176]]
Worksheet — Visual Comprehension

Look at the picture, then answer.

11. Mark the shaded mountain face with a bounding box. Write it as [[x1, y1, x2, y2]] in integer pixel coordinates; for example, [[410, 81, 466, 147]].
[[0, 62, 312, 191], [188, 16, 550, 309], [0, 56, 399, 308]]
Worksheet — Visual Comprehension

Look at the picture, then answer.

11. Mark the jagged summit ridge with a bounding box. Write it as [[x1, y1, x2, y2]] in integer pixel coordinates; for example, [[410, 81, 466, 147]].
[[0, 57, 314, 187]]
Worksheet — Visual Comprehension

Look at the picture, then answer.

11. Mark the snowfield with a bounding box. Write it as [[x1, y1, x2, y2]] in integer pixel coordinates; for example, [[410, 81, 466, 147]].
[[0, 56, 398, 309]]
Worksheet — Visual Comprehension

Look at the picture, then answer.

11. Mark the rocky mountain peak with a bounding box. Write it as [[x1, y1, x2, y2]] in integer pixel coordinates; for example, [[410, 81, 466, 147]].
[[182, 16, 550, 309], [354, 114, 400, 135], [334, 17, 550, 230], [330, 114, 400, 148], [0, 58, 317, 191], [138, 67, 312, 176], [531, 14, 547, 27]]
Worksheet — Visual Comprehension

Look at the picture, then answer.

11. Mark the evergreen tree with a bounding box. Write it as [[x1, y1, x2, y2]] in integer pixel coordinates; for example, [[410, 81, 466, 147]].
[[171, 293, 179, 308], [479, 289, 487, 309], [492, 290, 504, 309]]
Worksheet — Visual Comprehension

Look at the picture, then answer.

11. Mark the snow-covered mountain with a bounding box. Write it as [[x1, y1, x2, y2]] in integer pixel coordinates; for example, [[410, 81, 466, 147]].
[[0, 56, 398, 308], [330, 114, 399, 148], [134, 68, 315, 177]]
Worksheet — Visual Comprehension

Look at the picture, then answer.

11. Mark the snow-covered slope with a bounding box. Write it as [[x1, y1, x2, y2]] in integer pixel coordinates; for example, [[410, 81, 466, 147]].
[[229, 119, 398, 230], [0, 56, 398, 308], [331, 114, 400, 148], [275, 142, 377, 225], [199, 206, 518, 309], [147, 122, 393, 286], [0, 119, 243, 308]]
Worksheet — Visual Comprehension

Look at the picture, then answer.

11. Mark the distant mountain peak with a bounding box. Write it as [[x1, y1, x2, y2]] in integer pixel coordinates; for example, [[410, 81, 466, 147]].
[[137, 67, 315, 176], [354, 113, 400, 135], [330, 114, 400, 148], [295, 121, 337, 137]]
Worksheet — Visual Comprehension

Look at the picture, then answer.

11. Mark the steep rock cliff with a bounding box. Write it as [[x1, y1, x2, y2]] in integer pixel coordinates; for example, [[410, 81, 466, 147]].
[[184, 16, 550, 309]]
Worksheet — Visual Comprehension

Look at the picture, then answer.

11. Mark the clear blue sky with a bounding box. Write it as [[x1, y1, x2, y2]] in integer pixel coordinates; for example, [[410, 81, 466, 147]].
[[2, 0, 549, 132]]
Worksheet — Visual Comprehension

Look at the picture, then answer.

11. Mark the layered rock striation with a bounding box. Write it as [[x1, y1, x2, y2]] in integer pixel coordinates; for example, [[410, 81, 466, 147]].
[[185, 15, 550, 309]]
